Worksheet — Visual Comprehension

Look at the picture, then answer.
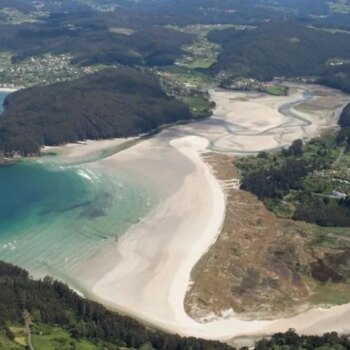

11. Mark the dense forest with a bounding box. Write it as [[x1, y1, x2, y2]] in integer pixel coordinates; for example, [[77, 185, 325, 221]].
[[238, 109, 350, 227], [337, 103, 350, 148], [1, 0, 350, 81], [1, 260, 349, 350], [254, 329, 350, 350], [0, 68, 193, 156], [0, 13, 193, 67], [0, 0, 91, 13], [0, 0, 348, 69], [0, 260, 234, 350], [208, 22, 350, 92]]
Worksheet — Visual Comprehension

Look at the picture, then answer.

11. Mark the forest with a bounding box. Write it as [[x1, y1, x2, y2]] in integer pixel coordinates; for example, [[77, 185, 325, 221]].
[[238, 108, 350, 227], [0, 68, 193, 156], [208, 22, 350, 92], [0, 13, 193, 67], [254, 329, 350, 350], [0, 260, 234, 350], [1, 0, 350, 86], [337, 103, 350, 148], [1, 260, 349, 350]]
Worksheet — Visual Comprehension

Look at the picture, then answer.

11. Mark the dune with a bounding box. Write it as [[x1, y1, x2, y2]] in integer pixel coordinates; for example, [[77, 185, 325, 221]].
[[52, 83, 350, 342]]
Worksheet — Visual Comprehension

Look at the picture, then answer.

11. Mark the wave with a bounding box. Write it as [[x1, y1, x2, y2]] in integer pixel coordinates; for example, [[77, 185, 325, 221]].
[[75, 168, 100, 183]]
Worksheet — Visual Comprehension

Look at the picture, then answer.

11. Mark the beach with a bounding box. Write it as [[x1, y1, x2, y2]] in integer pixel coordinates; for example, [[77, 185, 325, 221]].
[[6, 83, 350, 341], [0, 87, 21, 92], [49, 83, 350, 342], [168, 84, 349, 154]]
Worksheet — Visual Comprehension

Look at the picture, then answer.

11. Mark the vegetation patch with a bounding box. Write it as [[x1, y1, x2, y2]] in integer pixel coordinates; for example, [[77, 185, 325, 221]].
[[219, 76, 288, 96], [0, 68, 194, 157], [237, 126, 350, 227], [181, 94, 215, 118], [186, 153, 350, 321]]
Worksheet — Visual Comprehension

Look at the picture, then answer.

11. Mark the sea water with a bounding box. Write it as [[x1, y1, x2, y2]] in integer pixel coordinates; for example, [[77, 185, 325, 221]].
[[0, 160, 156, 276], [0, 90, 157, 278], [0, 91, 8, 113]]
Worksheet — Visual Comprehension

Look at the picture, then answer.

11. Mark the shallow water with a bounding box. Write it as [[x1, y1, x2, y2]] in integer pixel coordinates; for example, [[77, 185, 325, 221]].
[[0, 90, 157, 278], [0, 91, 8, 114], [0, 159, 157, 277]]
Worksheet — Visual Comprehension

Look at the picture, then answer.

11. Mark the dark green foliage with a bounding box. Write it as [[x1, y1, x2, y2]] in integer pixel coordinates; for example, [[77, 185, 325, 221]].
[[209, 22, 350, 91], [336, 103, 350, 150], [293, 195, 350, 227], [241, 158, 308, 199], [0, 12, 193, 67], [288, 139, 303, 157], [0, 261, 234, 350], [0, 68, 193, 155], [239, 115, 350, 227], [318, 64, 350, 94], [254, 329, 350, 350], [1, 260, 349, 349], [0, 0, 91, 13]]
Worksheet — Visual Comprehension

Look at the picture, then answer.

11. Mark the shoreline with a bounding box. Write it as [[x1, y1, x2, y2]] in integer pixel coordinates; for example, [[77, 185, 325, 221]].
[[0, 87, 21, 92], [74, 83, 350, 341], [2, 82, 350, 342], [76, 134, 230, 336]]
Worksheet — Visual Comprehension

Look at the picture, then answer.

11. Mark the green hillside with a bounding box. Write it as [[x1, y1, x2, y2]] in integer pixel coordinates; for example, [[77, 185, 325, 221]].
[[0, 68, 193, 156]]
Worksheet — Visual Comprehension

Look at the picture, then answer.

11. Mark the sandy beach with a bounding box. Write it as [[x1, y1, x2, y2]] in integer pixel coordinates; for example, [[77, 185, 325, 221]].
[[0, 87, 21, 92], [167, 83, 349, 154], [43, 83, 350, 341]]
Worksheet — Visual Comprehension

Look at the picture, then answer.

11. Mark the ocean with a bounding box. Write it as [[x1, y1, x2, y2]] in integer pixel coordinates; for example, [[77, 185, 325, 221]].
[[0, 92, 156, 278], [0, 91, 8, 114]]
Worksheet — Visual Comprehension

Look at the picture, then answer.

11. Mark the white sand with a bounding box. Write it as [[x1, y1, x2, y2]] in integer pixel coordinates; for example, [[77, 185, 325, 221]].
[[52, 83, 350, 341], [79, 132, 350, 340], [43, 138, 137, 165], [166, 84, 349, 154], [0, 87, 21, 92], [88, 135, 227, 334]]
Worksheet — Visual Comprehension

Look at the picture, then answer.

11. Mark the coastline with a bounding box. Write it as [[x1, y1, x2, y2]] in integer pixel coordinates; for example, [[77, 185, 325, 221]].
[[72, 83, 350, 340], [77, 136, 350, 341], [70, 133, 228, 334], [2, 82, 350, 342], [0, 87, 21, 92]]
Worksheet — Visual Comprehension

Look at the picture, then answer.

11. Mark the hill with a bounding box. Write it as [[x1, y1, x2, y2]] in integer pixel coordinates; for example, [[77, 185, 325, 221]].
[[0, 68, 193, 156], [209, 22, 350, 92], [237, 109, 350, 227], [0, 10, 193, 67], [1, 260, 349, 350], [0, 260, 234, 350]]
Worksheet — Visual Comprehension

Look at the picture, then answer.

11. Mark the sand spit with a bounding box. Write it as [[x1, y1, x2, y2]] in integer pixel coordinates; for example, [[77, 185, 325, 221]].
[[0, 87, 22, 92], [169, 83, 349, 154], [42, 138, 139, 165], [47, 83, 350, 341]]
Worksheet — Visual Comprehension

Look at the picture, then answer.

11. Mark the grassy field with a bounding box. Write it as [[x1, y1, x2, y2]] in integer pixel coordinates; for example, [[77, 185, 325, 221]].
[[234, 131, 350, 308], [32, 328, 99, 350], [261, 84, 288, 96], [170, 24, 254, 70], [0, 324, 111, 350], [181, 95, 215, 118], [0, 331, 23, 349], [158, 66, 215, 92]]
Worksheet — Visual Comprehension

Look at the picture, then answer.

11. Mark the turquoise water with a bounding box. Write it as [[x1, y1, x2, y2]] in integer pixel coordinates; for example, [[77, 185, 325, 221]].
[[0, 159, 156, 277], [0, 89, 156, 278], [0, 91, 8, 113]]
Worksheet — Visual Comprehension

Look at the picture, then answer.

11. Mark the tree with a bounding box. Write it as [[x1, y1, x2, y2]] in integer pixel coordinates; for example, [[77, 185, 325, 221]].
[[288, 139, 303, 157]]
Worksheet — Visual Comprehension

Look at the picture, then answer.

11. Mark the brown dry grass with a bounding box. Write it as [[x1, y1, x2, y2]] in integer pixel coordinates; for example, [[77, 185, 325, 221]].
[[185, 153, 350, 321]]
